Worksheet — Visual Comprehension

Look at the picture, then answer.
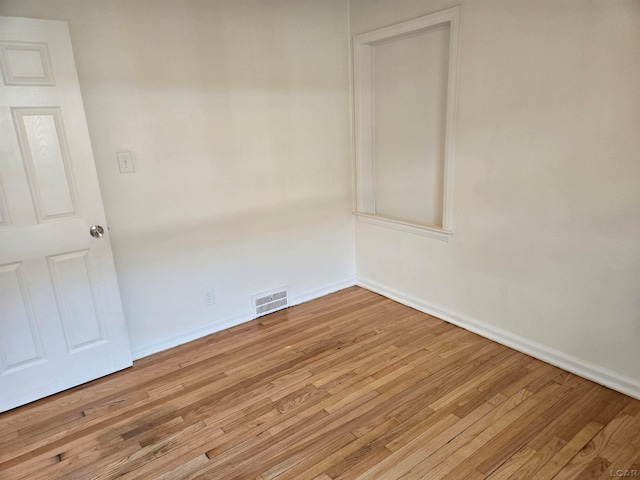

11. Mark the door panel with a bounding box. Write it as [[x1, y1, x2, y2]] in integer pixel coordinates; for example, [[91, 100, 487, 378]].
[[0, 41, 55, 86], [0, 16, 132, 412], [13, 108, 79, 221], [48, 249, 107, 352], [0, 188, 9, 226], [0, 262, 45, 372]]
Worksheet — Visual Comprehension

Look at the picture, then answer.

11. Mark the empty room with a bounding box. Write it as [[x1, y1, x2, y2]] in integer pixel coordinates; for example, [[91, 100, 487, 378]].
[[0, 0, 639, 478]]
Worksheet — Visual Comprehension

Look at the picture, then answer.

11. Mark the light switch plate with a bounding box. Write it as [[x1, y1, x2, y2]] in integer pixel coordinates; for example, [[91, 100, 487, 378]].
[[117, 151, 135, 173]]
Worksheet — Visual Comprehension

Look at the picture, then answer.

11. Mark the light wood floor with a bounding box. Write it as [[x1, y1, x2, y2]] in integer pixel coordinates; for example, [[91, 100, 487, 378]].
[[1, 287, 639, 480]]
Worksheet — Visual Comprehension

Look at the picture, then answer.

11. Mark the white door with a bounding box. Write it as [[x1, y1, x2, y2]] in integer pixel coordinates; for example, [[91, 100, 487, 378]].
[[0, 16, 132, 412]]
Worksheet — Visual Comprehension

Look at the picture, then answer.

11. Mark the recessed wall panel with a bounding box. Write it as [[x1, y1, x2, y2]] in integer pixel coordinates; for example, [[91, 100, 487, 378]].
[[0, 42, 54, 86], [373, 25, 450, 227], [48, 250, 105, 352], [353, 8, 459, 239], [12, 108, 78, 221], [0, 263, 44, 373]]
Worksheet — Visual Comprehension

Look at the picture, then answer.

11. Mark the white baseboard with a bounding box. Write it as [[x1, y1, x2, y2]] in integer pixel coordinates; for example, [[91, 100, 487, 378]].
[[130, 276, 356, 360], [357, 277, 640, 400]]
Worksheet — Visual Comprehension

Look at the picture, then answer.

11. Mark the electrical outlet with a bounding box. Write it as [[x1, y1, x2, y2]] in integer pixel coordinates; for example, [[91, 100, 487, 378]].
[[203, 289, 215, 307]]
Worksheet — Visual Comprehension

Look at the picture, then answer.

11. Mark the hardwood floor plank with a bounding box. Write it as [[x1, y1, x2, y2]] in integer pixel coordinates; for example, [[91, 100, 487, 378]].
[[551, 411, 638, 480], [278, 418, 400, 480], [485, 445, 537, 480], [505, 436, 567, 480], [153, 453, 210, 480], [595, 444, 639, 480], [530, 421, 603, 479], [469, 377, 594, 477], [527, 384, 626, 451]]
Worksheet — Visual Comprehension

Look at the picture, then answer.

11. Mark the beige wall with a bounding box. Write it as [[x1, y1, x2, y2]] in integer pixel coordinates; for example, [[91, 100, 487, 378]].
[[0, 0, 355, 356], [352, 0, 640, 393]]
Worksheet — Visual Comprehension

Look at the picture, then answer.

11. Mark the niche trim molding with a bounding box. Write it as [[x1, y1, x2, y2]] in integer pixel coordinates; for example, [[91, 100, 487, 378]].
[[352, 7, 460, 241]]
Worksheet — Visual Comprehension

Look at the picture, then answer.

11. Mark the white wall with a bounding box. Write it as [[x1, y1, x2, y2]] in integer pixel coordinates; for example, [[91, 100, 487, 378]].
[[0, 0, 355, 357], [2, 0, 638, 398], [352, 0, 640, 396]]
